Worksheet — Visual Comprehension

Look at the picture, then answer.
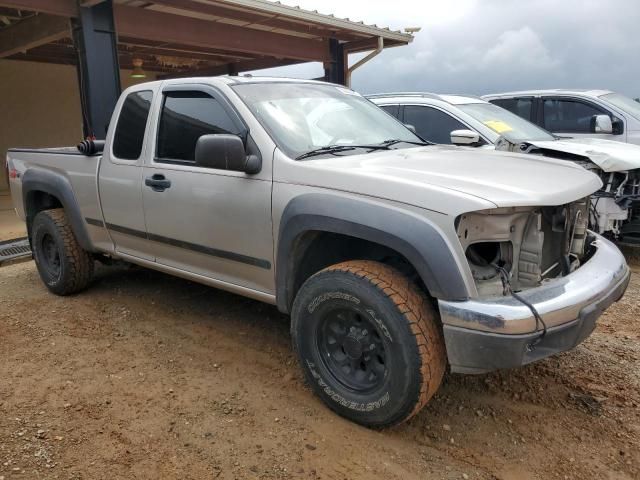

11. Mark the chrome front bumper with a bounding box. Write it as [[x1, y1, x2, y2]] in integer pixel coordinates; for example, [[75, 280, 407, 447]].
[[439, 234, 630, 373]]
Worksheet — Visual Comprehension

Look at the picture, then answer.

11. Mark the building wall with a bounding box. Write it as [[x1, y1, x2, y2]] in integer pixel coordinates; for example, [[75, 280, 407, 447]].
[[0, 59, 152, 193]]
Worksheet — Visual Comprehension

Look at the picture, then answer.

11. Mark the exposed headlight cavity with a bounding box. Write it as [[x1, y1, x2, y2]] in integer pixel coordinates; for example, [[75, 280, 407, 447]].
[[465, 241, 513, 281], [457, 201, 591, 298]]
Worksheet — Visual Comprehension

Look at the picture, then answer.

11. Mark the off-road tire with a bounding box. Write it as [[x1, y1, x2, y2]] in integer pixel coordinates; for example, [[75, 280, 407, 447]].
[[291, 260, 446, 428], [32, 208, 94, 295]]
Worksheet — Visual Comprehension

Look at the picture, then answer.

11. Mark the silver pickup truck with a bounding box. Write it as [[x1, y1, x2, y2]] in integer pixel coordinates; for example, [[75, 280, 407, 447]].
[[6, 76, 630, 428]]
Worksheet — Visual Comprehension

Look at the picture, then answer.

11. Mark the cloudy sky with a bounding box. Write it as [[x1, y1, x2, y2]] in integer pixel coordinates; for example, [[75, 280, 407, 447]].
[[254, 0, 640, 98]]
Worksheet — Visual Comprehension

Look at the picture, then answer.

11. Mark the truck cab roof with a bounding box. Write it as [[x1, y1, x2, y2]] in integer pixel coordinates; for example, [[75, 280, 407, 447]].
[[367, 92, 486, 106], [482, 89, 615, 100], [133, 75, 334, 90]]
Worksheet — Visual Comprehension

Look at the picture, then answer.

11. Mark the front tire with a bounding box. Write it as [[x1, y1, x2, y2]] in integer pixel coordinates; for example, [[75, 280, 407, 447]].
[[291, 260, 446, 428], [32, 209, 94, 295]]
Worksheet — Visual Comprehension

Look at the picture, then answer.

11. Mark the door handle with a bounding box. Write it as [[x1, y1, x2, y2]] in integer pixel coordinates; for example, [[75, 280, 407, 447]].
[[145, 174, 171, 192]]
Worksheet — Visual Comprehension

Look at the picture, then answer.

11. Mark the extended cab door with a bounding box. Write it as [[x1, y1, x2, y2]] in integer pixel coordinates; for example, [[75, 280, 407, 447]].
[[141, 84, 274, 294], [97, 87, 157, 260]]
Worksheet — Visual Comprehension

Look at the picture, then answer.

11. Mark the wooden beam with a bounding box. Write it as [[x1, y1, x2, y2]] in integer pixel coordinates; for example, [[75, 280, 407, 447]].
[[8, 51, 180, 73], [13, 41, 74, 56], [80, 0, 106, 6], [0, 13, 70, 57], [9, 54, 75, 65], [0, 0, 75, 17], [117, 37, 257, 61], [343, 36, 404, 53], [158, 56, 302, 78], [0, 7, 26, 18], [119, 42, 233, 64], [0, 0, 358, 45], [113, 4, 329, 62], [147, 0, 359, 41], [0, 1, 333, 62]]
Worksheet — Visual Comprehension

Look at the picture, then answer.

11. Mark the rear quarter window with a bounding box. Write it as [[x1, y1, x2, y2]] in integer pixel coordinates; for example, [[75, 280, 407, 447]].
[[113, 91, 153, 160]]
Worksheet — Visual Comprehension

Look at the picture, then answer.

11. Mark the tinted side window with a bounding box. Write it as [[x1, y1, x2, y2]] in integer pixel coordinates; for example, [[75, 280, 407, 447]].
[[157, 91, 240, 163], [403, 106, 467, 144], [491, 98, 533, 121], [113, 91, 153, 160], [380, 104, 400, 119], [543, 99, 606, 133]]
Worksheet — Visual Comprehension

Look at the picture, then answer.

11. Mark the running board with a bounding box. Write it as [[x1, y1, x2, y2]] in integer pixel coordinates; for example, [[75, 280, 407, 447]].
[[0, 237, 31, 266]]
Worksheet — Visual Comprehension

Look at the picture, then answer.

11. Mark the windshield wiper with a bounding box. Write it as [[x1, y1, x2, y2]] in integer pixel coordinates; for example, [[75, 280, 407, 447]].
[[296, 145, 356, 160], [295, 144, 392, 160], [378, 139, 431, 147]]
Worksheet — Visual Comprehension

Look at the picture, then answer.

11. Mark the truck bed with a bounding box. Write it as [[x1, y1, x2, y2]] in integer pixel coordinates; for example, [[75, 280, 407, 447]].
[[6, 147, 102, 226]]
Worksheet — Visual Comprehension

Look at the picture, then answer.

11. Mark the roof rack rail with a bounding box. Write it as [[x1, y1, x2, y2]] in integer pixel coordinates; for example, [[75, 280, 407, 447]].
[[365, 92, 442, 100]]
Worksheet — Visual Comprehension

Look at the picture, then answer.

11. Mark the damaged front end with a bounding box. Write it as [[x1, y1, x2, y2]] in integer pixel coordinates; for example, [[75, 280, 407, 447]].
[[440, 199, 629, 374], [457, 200, 591, 297]]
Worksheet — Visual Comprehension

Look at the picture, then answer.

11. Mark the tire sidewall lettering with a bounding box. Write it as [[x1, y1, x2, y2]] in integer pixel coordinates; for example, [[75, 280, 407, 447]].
[[292, 264, 442, 427], [365, 308, 393, 343], [305, 360, 390, 412], [304, 292, 395, 412], [307, 291, 360, 313], [307, 292, 393, 343]]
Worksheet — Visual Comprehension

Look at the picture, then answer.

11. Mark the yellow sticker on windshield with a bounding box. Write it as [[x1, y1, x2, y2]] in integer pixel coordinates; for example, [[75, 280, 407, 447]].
[[484, 120, 513, 133]]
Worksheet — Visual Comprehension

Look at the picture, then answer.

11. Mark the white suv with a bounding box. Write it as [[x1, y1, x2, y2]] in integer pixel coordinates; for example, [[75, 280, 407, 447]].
[[482, 90, 640, 145], [368, 92, 640, 243]]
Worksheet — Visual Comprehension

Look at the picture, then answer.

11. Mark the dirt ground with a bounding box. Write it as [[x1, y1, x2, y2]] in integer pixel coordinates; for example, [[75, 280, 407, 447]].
[[0, 257, 638, 480]]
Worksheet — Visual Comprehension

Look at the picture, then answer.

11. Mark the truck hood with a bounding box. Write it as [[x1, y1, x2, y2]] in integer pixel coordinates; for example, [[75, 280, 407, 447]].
[[525, 137, 640, 172], [283, 146, 602, 215]]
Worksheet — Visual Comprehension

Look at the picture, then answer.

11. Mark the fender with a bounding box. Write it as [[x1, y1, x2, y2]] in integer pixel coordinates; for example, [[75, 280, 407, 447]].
[[276, 194, 470, 313], [21, 168, 96, 252]]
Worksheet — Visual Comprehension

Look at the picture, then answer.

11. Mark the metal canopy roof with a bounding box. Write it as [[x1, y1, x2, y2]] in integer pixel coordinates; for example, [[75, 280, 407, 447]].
[[0, 0, 414, 76]]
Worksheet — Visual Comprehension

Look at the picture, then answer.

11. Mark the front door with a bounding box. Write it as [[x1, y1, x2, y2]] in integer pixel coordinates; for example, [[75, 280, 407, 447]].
[[541, 96, 623, 141], [402, 105, 470, 144], [141, 86, 273, 294], [98, 89, 156, 261]]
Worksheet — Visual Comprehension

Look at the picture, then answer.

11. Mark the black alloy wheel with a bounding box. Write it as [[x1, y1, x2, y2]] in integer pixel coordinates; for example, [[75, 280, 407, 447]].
[[316, 307, 388, 393]]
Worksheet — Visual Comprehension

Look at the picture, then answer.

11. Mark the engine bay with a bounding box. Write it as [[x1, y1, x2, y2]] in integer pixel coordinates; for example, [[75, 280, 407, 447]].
[[457, 201, 591, 297]]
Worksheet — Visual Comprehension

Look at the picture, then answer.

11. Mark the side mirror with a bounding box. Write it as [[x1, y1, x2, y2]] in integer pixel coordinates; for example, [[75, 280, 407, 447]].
[[612, 117, 624, 135], [451, 129, 480, 145], [591, 114, 613, 134], [404, 124, 417, 134], [195, 134, 261, 174]]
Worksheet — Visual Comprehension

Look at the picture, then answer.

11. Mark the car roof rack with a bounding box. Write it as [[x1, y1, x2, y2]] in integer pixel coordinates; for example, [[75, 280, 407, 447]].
[[366, 92, 442, 100]]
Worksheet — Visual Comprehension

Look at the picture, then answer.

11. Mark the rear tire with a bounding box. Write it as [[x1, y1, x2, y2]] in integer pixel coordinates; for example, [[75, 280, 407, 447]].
[[32, 209, 94, 295], [291, 260, 446, 428]]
